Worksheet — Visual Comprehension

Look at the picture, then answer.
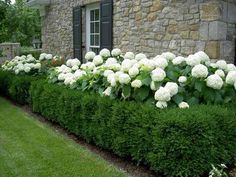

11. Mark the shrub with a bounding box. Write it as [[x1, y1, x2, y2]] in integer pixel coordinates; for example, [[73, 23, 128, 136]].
[[30, 80, 236, 177], [0, 70, 44, 104], [18, 46, 41, 59]]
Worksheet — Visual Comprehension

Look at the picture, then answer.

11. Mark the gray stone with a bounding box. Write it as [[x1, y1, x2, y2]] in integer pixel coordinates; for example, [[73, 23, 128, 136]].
[[209, 21, 227, 40], [228, 3, 236, 23], [199, 22, 208, 40], [195, 41, 205, 52]]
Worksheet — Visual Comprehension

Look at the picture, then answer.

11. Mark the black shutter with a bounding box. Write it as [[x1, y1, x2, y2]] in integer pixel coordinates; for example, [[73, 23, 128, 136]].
[[73, 6, 82, 60], [100, 0, 113, 50]]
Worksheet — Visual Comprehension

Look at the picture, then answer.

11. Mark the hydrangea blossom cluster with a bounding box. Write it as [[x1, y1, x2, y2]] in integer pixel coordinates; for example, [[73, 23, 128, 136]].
[[48, 48, 236, 109], [1, 54, 41, 74]]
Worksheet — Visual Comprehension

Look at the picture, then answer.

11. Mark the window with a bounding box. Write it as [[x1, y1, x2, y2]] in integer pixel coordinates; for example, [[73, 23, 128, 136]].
[[86, 4, 100, 54]]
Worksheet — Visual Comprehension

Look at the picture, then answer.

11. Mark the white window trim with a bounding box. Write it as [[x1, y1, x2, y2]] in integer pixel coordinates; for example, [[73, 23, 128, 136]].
[[85, 3, 100, 52]]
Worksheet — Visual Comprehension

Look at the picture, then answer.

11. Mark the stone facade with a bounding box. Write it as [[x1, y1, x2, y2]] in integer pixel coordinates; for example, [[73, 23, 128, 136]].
[[40, 0, 236, 63]]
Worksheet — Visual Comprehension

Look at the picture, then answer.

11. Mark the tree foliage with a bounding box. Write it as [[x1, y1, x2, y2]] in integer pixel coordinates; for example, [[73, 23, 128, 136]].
[[0, 0, 41, 46]]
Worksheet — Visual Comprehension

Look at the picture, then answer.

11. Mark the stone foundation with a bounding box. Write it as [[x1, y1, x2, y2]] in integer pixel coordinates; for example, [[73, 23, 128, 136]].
[[41, 0, 236, 63]]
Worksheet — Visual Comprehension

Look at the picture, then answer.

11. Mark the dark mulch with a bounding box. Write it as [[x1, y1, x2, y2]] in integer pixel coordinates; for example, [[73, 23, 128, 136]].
[[4, 97, 158, 177]]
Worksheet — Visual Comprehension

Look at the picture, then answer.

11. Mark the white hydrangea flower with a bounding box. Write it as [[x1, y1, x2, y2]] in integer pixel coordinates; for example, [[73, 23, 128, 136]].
[[165, 82, 178, 97], [93, 68, 101, 75], [121, 59, 135, 72], [99, 48, 111, 58], [178, 102, 189, 109], [194, 51, 210, 63], [131, 80, 142, 88], [152, 56, 168, 69], [151, 68, 166, 82], [172, 56, 185, 65], [72, 65, 79, 71], [81, 62, 95, 71], [135, 53, 146, 61], [178, 76, 187, 83], [58, 73, 66, 81], [85, 51, 96, 61], [206, 74, 224, 90], [150, 81, 157, 91], [104, 70, 114, 77], [191, 64, 208, 78], [34, 63, 41, 69], [139, 58, 155, 71], [215, 69, 225, 78], [105, 57, 118, 65], [71, 58, 81, 67], [186, 54, 201, 66], [161, 52, 176, 61], [128, 66, 139, 78], [210, 63, 218, 69], [66, 59, 73, 67], [124, 52, 135, 60], [74, 70, 86, 80], [226, 71, 236, 85], [24, 67, 31, 73], [45, 54, 53, 60], [154, 87, 171, 101], [114, 71, 124, 81], [118, 73, 131, 84], [111, 48, 122, 57], [93, 55, 103, 66], [226, 64, 236, 72], [39, 53, 47, 60], [103, 87, 112, 96], [216, 60, 227, 70], [156, 101, 167, 109]]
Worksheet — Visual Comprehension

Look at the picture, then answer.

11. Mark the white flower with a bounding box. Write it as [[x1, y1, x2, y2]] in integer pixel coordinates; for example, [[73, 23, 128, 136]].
[[72, 65, 79, 71], [45, 54, 53, 60], [74, 70, 86, 80], [99, 48, 110, 58], [71, 59, 81, 67], [150, 81, 157, 91], [93, 55, 103, 66], [118, 73, 131, 84], [227, 64, 236, 72], [103, 87, 112, 96], [121, 59, 135, 72], [24, 67, 31, 73], [178, 76, 187, 83], [178, 102, 189, 109], [152, 56, 168, 69], [104, 70, 114, 77], [114, 71, 123, 81], [66, 59, 73, 67], [206, 74, 224, 90], [215, 69, 225, 78], [216, 60, 227, 70], [139, 58, 155, 71], [111, 48, 122, 57], [34, 63, 41, 69], [154, 87, 171, 101], [107, 74, 117, 87], [39, 53, 47, 60], [131, 80, 142, 88], [226, 71, 236, 85], [165, 82, 178, 96], [186, 54, 201, 66], [135, 53, 146, 61], [194, 51, 210, 63], [124, 52, 135, 59], [58, 73, 66, 81], [128, 66, 139, 78], [151, 68, 166, 82], [85, 51, 96, 61], [191, 64, 208, 78], [210, 63, 218, 69], [172, 56, 185, 65], [156, 101, 167, 109], [161, 52, 176, 61], [105, 57, 118, 65], [81, 62, 95, 71]]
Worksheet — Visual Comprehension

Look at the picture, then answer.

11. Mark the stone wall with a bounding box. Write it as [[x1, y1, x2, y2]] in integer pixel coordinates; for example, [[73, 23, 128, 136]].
[[41, 0, 236, 63], [0, 43, 20, 64]]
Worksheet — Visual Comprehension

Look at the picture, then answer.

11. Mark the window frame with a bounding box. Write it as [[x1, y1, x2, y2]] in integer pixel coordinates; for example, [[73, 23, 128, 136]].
[[85, 3, 100, 53]]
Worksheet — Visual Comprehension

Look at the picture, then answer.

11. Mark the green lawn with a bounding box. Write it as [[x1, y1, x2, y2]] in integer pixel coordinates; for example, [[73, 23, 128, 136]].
[[0, 97, 128, 177]]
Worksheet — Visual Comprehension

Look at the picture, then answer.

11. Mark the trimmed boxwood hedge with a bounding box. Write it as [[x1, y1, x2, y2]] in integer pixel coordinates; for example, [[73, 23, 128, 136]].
[[0, 70, 44, 104], [29, 79, 236, 177]]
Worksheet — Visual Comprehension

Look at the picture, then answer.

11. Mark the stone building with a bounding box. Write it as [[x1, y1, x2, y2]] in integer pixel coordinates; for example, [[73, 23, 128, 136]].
[[28, 0, 236, 63]]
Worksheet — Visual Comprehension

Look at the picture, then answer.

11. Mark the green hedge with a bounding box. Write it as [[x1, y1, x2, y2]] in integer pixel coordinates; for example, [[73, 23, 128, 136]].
[[0, 70, 44, 104], [29, 80, 236, 177], [18, 46, 41, 59]]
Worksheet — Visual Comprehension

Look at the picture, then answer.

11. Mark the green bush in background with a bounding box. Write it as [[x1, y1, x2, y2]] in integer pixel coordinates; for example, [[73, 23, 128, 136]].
[[29, 80, 236, 177], [17, 46, 41, 59]]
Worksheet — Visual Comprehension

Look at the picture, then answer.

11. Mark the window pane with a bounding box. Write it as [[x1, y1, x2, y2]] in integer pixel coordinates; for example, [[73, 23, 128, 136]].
[[95, 9, 99, 21], [90, 10, 94, 21], [95, 35, 99, 46], [90, 22, 94, 33], [90, 35, 94, 45], [90, 48, 99, 54], [95, 22, 99, 33]]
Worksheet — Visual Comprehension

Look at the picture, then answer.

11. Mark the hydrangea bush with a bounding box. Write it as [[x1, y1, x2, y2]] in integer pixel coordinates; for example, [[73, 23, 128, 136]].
[[1, 53, 64, 75], [46, 49, 236, 109]]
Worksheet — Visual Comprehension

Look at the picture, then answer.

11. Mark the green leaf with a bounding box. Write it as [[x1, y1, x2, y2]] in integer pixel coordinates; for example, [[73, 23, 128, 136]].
[[136, 87, 150, 101], [122, 85, 131, 98], [187, 97, 199, 105], [194, 80, 204, 92], [172, 94, 184, 105], [141, 77, 152, 86], [166, 70, 178, 81]]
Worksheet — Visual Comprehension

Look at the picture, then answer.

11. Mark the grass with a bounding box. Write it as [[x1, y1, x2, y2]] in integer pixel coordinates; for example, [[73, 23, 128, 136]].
[[0, 97, 128, 177]]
